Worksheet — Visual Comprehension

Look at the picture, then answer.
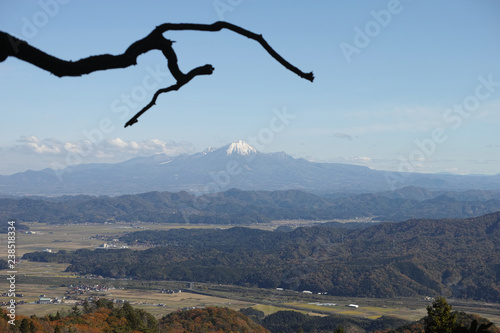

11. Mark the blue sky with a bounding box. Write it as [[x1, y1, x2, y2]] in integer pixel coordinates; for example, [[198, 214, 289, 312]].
[[1, 0, 499, 175]]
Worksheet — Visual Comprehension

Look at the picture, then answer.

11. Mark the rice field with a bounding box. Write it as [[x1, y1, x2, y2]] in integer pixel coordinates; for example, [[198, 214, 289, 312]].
[[282, 302, 411, 320], [1, 222, 498, 325]]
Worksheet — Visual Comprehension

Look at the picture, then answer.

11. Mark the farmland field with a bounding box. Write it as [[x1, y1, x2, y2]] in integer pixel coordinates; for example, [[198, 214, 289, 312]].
[[2, 222, 500, 325]]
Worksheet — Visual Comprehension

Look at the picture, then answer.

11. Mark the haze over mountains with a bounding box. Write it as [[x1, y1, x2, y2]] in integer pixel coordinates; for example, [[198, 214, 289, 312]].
[[3, 186, 500, 224], [1, 140, 500, 197]]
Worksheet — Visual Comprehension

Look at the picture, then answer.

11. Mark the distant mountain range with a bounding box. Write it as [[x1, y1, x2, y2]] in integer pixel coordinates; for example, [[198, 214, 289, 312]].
[[1, 140, 500, 196], [3, 187, 500, 224]]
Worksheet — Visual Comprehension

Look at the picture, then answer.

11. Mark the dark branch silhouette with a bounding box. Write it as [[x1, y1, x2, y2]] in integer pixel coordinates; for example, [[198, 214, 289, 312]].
[[0, 21, 314, 128]]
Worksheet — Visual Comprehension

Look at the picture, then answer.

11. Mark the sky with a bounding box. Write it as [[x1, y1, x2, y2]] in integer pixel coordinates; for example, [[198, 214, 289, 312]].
[[1, 0, 500, 176]]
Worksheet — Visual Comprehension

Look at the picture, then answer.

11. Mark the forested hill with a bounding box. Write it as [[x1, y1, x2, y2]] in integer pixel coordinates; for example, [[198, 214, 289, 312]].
[[24, 212, 500, 301], [2, 299, 496, 333], [3, 187, 500, 223], [0, 301, 270, 333]]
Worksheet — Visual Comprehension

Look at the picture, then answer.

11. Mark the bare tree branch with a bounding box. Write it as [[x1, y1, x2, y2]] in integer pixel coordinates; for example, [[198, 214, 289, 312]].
[[125, 64, 214, 128], [1, 21, 314, 127]]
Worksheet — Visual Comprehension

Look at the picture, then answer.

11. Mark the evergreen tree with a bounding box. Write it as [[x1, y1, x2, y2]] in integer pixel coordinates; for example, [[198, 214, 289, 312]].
[[122, 302, 140, 330], [19, 318, 30, 333], [94, 298, 115, 310], [454, 319, 494, 333], [334, 325, 346, 333], [82, 300, 92, 314], [425, 297, 457, 333], [29, 320, 36, 333], [71, 305, 81, 317]]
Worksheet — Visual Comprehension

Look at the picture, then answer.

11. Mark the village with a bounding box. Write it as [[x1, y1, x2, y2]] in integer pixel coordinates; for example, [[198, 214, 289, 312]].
[[1, 284, 185, 309]]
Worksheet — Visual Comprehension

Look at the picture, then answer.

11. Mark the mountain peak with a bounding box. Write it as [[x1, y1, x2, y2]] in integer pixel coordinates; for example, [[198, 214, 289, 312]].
[[226, 140, 257, 156], [202, 147, 216, 155]]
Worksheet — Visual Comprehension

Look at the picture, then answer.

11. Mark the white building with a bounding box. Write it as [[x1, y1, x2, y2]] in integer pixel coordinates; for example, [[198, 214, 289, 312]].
[[38, 297, 52, 304]]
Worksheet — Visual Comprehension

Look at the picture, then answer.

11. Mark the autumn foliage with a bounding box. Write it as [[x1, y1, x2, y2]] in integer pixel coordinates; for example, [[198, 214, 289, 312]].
[[0, 302, 270, 333], [159, 306, 270, 333], [0, 299, 157, 333], [0, 298, 496, 333]]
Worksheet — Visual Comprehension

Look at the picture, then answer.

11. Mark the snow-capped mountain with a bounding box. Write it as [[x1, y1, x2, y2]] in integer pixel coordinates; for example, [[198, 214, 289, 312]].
[[226, 140, 257, 156], [1, 140, 500, 196]]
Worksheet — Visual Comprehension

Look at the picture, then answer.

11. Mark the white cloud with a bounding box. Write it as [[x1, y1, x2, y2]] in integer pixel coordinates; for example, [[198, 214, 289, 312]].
[[2, 136, 196, 174], [343, 99, 500, 136], [332, 132, 353, 140], [16, 136, 62, 154], [310, 155, 374, 166], [98, 138, 194, 156], [109, 138, 129, 149], [352, 156, 371, 163], [12, 136, 194, 158]]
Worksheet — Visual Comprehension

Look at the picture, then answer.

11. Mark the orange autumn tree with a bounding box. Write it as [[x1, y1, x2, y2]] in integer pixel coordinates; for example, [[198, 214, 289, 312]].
[[160, 306, 270, 333]]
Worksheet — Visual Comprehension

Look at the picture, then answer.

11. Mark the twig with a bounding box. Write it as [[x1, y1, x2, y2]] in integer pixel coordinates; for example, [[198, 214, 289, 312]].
[[0, 22, 314, 127]]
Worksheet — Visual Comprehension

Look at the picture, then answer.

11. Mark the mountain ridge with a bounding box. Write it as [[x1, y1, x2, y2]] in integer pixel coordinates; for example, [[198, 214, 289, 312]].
[[23, 212, 500, 302], [1, 140, 500, 196], [3, 187, 500, 224]]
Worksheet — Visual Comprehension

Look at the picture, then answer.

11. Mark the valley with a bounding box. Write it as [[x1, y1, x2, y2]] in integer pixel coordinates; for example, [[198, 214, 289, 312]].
[[2, 147, 500, 331], [2, 221, 500, 326]]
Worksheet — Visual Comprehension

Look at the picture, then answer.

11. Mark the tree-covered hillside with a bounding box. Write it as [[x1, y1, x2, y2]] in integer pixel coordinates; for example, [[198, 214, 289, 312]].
[[1, 299, 497, 333], [160, 306, 270, 332], [3, 188, 500, 224], [0, 300, 270, 333], [23, 212, 500, 301]]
